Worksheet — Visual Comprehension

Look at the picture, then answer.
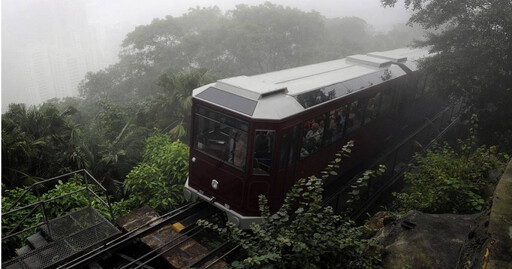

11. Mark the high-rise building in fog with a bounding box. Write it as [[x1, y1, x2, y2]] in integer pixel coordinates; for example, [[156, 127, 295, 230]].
[[18, 44, 89, 104], [2, 0, 121, 111]]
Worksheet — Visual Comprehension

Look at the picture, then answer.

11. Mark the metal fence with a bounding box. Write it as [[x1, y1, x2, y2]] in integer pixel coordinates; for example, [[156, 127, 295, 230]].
[[2, 169, 115, 243]]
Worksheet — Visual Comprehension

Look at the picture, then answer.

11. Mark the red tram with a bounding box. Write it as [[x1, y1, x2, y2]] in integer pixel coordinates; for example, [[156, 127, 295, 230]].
[[184, 48, 437, 228]]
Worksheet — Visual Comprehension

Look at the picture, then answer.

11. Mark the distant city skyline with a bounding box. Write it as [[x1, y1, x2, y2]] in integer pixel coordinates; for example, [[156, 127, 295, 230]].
[[2, 0, 127, 111], [2, 0, 411, 112]]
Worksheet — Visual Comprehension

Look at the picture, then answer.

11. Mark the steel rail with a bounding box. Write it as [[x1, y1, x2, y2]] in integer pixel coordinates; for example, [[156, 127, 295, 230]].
[[204, 245, 241, 269], [132, 227, 205, 269], [102, 202, 196, 247], [120, 225, 203, 269], [188, 240, 233, 268]]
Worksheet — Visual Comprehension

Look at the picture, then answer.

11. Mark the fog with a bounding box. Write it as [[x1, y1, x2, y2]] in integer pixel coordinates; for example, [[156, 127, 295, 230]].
[[1, 0, 411, 112]]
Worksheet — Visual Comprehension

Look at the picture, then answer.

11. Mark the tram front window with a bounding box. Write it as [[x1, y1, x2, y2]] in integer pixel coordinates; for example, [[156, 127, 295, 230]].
[[253, 130, 275, 175], [193, 105, 249, 170]]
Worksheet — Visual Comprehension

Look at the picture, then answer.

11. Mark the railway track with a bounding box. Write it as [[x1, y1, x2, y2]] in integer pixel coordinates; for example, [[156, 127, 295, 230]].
[[57, 202, 232, 269]]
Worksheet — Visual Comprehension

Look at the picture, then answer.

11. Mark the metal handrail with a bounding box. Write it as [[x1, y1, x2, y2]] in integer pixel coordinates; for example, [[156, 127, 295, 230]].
[[5, 169, 85, 212], [2, 170, 115, 245], [83, 170, 107, 192], [3, 223, 48, 241], [5, 170, 82, 212], [2, 188, 87, 217]]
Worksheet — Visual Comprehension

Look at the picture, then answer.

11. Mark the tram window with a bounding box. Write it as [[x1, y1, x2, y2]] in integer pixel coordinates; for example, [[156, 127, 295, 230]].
[[415, 74, 427, 98], [345, 101, 364, 135], [253, 130, 275, 175], [423, 75, 433, 94], [364, 92, 381, 124], [380, 89, 395, 116], [279, 126, 298, 169], [193, 105, 249, 170], [301, 114, 327, 158], [325, 105, 348, 144]]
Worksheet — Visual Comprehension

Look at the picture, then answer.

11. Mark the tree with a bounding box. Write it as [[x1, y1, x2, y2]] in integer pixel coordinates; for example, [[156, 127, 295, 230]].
[[372, 23, 427, 50], [132, 68, 216, 142], [382, 0, 512, 152], [83, 7, 229, 104], [225, 3, 326, 73], [1, 103, 81, 188], [78, 100, 147, 198], [323, 17, 374, 57]]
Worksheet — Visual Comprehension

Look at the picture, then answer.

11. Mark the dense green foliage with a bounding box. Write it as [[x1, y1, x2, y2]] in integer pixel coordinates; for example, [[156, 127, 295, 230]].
[[393, 115, 509, 214], [1, 69, 204, 192], [382, 0, 512, 152], [0, 99, 148, 194], [2, 103, 81, 187], [394, 143, 507, 214], [200, 177, 381, 269], [120, 133, 189, 214]]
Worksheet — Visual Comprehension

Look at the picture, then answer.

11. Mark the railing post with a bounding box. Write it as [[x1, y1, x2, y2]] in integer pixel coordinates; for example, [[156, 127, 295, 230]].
[[35, 185, 52, 240], [106, 193, 115, 222], [439, 109, 447, 129], [448, 103, 455, 122], [390, 148, 399, 178], [83, 170, 92, 206], [335, 194, 340, 214], [368, 173, 373, 199]]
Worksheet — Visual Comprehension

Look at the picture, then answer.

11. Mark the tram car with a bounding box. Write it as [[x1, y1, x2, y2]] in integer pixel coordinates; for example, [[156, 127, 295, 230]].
[[184, 47, 438, 229]]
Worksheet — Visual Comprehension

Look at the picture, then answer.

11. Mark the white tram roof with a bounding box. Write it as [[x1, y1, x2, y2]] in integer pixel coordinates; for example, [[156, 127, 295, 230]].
[[193, 47, 430, 120]]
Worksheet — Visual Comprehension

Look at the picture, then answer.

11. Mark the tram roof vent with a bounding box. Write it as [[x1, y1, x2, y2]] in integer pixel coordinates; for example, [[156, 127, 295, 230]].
[[216, 76, 288, 100], [367, 52, 408, 63], [346, 54, 392, 68], [260, 87, 287, 98]]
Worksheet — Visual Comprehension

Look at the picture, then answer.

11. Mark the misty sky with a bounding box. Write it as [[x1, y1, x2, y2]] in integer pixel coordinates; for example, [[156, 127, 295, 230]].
[[2, 0, 412, 111], [83, 0, 411, 30]]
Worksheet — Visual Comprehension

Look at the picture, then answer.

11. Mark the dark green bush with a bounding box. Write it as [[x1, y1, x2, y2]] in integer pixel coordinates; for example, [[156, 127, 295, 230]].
[[393, 115, 509, 214], [120, 133, 189, 214]]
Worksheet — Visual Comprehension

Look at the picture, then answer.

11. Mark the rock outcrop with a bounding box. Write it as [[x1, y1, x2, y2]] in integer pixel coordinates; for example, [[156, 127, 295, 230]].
[[373, 210, 482, 269], [485, 159, 512, 268]]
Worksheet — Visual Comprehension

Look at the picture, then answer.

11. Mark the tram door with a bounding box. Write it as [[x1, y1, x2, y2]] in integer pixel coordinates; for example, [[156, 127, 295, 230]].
[[274, 124, 300, 208]]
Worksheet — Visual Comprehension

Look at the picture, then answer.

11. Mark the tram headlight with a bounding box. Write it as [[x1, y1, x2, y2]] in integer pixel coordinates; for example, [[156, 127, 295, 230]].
[[211, 179, 219, 190]]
